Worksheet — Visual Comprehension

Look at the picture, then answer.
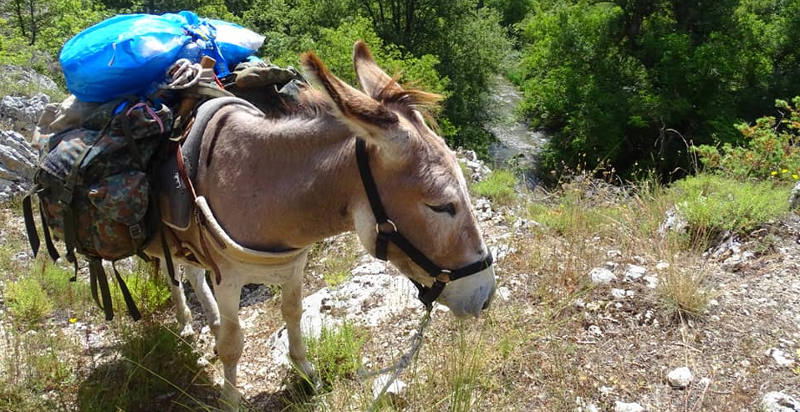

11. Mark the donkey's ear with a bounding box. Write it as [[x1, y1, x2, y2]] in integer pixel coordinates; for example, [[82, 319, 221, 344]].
[[353, 40, 403, 99], [302, 50, 399, 140]]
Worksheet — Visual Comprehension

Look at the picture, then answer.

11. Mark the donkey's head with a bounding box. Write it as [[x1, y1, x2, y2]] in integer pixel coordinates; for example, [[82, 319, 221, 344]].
[[302, 41, 496, 317]]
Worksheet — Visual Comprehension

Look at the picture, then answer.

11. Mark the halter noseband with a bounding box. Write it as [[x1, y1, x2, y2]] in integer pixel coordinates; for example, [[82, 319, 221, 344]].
[[355, 138, 494, 309]]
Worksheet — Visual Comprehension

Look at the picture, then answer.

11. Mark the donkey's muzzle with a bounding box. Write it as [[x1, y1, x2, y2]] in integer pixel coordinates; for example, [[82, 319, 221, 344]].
[[438, 265, 496, 318]]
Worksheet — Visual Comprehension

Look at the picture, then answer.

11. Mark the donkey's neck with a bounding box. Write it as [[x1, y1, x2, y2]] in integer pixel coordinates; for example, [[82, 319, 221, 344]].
[[197, 110, 365, 251]]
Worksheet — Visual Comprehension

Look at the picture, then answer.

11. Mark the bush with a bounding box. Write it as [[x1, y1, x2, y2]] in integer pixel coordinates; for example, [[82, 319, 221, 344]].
[[4, 276, 52, 325], [671, 173, 790, 239], [305, 322, 365, 385], [471, 169, 518, 205], [695, 97, 800, 181]]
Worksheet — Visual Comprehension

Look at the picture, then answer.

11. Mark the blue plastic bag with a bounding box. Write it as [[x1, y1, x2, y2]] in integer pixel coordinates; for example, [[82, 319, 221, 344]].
[[60, 11, 265, 102]]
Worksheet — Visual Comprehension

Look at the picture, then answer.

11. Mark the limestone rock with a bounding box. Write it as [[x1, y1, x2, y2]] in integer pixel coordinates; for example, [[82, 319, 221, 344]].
[[0, 94, 50, 136], [667, 367, 693, 388], [615, 401, 645, 412], [0, 130, 37, 202], [762, 391, 800, 412], [590, 267, 617, 285]]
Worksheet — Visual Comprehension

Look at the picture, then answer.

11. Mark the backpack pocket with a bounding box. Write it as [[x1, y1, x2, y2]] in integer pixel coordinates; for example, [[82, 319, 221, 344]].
[[86, 171, 150, 260]]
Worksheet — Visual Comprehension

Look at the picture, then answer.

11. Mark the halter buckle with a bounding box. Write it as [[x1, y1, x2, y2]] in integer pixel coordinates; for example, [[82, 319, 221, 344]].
[[436, 270, 452, 283], [375, 219, 398, 234]]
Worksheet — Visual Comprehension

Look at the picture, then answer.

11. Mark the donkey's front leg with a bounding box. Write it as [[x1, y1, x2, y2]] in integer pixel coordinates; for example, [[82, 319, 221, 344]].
[[281, 255, 315, 379], [215, 278, 244, 410], [184, 266, 221, 340], [165, 264, 195, 337]]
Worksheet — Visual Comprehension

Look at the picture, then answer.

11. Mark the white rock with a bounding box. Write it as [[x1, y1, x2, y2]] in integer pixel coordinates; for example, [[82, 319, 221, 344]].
[[643, 275, 659, 289], [658, 206, 688, 235], [599, 385, 614, 396], [615, 401, 645, 412], [607, 249, 622, 259], [790, 181, 800, 210], [372, 374, 407, 400], [590, 268, 617, 285], [667, 367, 693, 388], [624, 264, 647, 281], [496, 286, 511, 302], [588, 325, 603, 336], [655, 261, 670, 271], [766, 348, 795, 367], [762, 391, 800, 412]]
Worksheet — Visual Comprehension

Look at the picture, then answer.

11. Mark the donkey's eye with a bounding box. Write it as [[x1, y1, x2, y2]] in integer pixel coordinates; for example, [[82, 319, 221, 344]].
[[427, 203, 456, 216]]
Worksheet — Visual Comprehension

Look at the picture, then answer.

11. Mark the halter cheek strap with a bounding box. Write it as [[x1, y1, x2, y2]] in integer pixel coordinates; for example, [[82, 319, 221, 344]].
[[355, 138, 493, 309]]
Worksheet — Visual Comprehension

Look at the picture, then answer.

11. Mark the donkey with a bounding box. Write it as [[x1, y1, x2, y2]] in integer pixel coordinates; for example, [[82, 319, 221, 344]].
[[150, 41, 496, 408]]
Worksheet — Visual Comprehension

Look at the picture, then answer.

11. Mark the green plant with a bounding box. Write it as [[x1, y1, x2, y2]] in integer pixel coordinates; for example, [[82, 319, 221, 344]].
[[4, 276, 52, 325], [695, 97, 800, 181], [305, 322, 366, 385], [671, 173, 790, 241], [471, 169, 518, 205], [657, 265, 712, 319]]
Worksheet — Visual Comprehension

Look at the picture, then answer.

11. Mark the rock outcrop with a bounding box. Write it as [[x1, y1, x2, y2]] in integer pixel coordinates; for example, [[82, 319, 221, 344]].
[[0, 130, 37, 202]]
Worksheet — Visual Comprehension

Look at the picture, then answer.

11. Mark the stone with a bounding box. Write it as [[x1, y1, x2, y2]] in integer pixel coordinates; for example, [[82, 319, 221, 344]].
[[658, 206, 688, 235], [474, 197, 493, 221], [667, 367, 693, 388], [791, 182, 800, 210], [0, 130, 37, 201], [590, 267, 617, 285], [766, 348, 795, 368], [0, 93, 50, 136], [615, 401, 645, 412], [372, 374, 407, 401], [762, 391, 800, 412], [496, 286, 511, 301], [643, 275, 659, 289], [623, 264, 647, 281]]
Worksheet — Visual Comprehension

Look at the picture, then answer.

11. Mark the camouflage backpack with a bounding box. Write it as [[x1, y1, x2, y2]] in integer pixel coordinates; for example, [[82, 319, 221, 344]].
[[23, 100, 173, 321]]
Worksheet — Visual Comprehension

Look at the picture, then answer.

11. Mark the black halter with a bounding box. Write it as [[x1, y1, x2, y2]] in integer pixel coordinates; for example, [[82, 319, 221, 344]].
[[355, 138, 494, 309]]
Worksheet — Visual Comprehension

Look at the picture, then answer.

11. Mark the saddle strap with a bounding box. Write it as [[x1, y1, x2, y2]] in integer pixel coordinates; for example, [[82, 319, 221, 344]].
[[89, 259, 114, 321]]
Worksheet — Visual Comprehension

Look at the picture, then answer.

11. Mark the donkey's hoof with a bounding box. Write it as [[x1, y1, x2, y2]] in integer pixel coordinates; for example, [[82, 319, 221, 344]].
[[179, 324, 196, 338], [219, 384, 241, 411]]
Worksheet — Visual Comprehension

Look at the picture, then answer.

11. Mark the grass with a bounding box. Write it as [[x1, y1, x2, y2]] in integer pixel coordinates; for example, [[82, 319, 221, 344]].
[[4, 275, 52, 324], [76, 321, 216, 411], [471, 169, 518, 205], [656, 263, 713, 319], [305, 322, 366, 385], [672, 173, 791, 241], [312, 234, 360, 288]]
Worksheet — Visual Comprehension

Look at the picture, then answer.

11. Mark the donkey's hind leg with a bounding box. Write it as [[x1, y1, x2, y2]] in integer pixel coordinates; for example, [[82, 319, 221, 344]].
[[281, 253, 315, 379], [165, 264, 195, 337], [184, 266, 221, 341]]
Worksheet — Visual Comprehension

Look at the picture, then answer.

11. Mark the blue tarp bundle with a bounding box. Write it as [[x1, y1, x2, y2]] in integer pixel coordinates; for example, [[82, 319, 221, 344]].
[[60, 11, 264, 102]]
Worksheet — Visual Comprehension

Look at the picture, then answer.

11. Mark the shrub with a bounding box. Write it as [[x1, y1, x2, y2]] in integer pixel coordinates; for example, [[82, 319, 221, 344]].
[[4, 276, 52, 325], [671, 173, 790, 239], [471, 169, 518, 205], [695, 97, 800, 181], [305, 322, 365, 385]]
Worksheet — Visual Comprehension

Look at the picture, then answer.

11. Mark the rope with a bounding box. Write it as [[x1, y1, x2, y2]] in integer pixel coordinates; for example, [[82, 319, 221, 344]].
[[359, 307, 433, 411], [161, 58, 203, 90]]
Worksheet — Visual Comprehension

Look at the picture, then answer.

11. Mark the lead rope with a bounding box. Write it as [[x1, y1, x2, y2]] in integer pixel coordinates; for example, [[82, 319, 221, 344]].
[[359, 306, 432, 411]]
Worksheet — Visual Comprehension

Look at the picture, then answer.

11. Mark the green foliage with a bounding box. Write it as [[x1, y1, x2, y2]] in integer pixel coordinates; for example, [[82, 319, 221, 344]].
[[305, 322, 365, 385], [4, 275, 52, 325], [0, 331, 77, 411], [671, 173, 790, 239], [517, 0, 800, 178], [471, 169, 518, 205], [695, 97, 800, 181]]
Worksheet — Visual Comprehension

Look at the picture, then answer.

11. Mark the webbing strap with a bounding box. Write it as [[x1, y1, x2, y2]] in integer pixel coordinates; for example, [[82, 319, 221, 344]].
[[112, 262, 142, 321], [22, 193, 39, 257], [39, 205, 59, 261], [89, 259, 114, 321]]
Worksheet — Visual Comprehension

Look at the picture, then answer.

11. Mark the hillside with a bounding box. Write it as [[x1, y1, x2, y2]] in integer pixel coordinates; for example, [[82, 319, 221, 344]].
[[1, 78, 799, 410]]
